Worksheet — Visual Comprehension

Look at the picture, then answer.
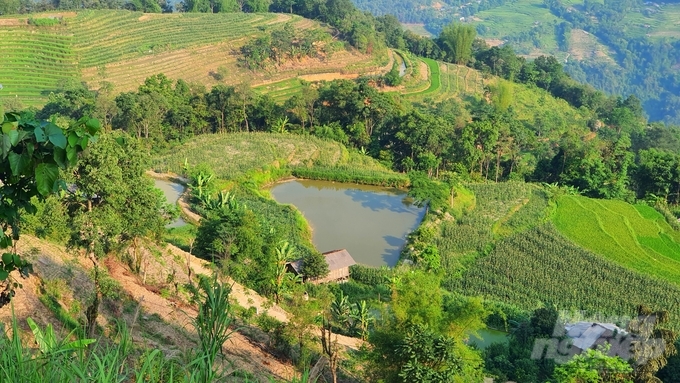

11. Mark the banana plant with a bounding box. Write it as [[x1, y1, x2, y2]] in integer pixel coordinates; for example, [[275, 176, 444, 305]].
[[350, 300, 374, 340], [272, 241, 296, 303]]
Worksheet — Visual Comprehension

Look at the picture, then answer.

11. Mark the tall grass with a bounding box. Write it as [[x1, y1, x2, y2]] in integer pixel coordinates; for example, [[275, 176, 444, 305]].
[[0, 276, 252, 382]]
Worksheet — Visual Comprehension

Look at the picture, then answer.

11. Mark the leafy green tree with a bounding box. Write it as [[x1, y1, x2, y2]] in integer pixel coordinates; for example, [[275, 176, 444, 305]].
[[398, 324, 462, 383], [65, 132, 167, 336], [301, 251, 329, 280], [350, 300, 374, 340], [439, 23, 476, 64], [391, 270, 442, 330], [553, 346, 633, 383], [272, 241, 295, 303], [0, 110, 99, 304], [330, 290, 351, 329]]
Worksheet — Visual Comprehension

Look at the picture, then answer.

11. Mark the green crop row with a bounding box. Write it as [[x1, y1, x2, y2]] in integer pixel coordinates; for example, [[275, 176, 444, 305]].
[[453, 223, 680, 330]]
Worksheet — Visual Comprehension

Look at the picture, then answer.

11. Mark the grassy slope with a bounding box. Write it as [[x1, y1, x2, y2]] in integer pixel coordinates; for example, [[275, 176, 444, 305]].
[[553, 195, 680, 286], [622, 4, 680, 39], [151, 132, 399, 179], [0, 10, 383, 106], [405, 58, 590, 132]]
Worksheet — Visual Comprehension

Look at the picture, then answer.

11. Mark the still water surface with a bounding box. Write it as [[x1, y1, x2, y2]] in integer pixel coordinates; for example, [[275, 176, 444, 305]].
[[154, 179, 187, 228], [469, 329, 509, 349], [269, 180, 425, 267]]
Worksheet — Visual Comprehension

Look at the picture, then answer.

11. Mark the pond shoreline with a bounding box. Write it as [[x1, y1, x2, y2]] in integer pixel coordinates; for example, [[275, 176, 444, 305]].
[[148, 171, 201, 225], [269, 179, 425, 267]]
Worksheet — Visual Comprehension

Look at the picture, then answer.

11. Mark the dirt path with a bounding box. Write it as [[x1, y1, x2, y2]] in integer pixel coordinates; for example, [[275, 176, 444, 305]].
[[105, 256, 295, 380], [163, 244, 363, 349]]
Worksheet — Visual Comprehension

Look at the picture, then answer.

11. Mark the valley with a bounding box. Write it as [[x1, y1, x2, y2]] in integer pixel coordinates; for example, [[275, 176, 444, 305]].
[[1, 1, 680, 382]]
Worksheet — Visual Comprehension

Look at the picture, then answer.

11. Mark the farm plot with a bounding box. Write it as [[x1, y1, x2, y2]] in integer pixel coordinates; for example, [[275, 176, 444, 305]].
[[553, 195, 680, 286], [455, 224, 680, 330], [70, 10, 281, 68], [0, 29, 77, 106]]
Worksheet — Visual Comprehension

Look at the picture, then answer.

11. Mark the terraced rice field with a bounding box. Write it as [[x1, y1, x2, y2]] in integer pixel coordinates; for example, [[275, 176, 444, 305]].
[[1, 10, 360, 105], [69, 10, 284, 68], [405, 60, 485, 101], [554, 195, 680, 286], [254, 78, 306, 103]]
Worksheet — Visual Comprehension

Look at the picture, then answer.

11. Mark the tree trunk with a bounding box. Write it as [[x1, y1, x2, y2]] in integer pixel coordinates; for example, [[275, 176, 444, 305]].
[[243, 102, 249, 132], [495, 149, 501, 182], [86, 252, 101, 338]]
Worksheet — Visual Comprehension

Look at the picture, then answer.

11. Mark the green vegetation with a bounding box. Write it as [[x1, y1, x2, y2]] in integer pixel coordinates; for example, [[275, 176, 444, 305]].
[[0, 275, 250, 382], [70, 10, 279, 68], [5, 0, 680, 379], [553, 195, 680, 285], [0, 29, 76, 106], [405, 57, 440, 96], [152, 132, 398, 181], [456, 223, 680, 328]]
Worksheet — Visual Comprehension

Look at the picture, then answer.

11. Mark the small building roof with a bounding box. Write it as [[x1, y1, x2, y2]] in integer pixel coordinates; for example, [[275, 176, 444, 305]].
[[565, 322, 627, 351], [322, 249, 357, 271], [287, 249, 357, 275], [288, 259, 304, 274]]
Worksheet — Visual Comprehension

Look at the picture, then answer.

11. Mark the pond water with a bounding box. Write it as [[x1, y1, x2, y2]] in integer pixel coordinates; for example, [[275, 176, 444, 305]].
[[469, 329, 509, 349], [154, 179, 187, 228], [269, 180, 426, 267], [399, 59, 407, 77]]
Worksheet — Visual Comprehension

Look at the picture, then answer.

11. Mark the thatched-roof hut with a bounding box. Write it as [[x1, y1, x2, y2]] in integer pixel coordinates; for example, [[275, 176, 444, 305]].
[[287, 249, 357, 284]]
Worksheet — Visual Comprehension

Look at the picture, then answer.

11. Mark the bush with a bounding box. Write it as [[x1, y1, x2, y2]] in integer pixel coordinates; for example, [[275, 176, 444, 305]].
[[28, 17, 61, 26]]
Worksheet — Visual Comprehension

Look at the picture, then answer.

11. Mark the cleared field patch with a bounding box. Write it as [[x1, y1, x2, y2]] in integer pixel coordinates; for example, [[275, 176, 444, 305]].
[[622, 4, 680, 39], [401, 23, 433, 38], [70, 10, 281, 68], [1, 9, 382, 106], [554, 195, 680, 285], [569, 29, 615, 62], [472, 0, 560, 38]]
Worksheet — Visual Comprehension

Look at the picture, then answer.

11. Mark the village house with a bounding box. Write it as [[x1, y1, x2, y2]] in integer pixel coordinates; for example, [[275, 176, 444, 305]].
[[288, 249, 357, 284]]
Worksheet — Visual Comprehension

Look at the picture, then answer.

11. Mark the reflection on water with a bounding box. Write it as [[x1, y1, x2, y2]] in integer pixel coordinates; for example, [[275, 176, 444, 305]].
[[269, 180, 425, 267], [154, 179, 187, 228]]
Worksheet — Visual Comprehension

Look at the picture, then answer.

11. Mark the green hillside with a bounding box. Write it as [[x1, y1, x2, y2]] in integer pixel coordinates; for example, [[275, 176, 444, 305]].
[[0, 28, 77, 105], [456, 223, 680, 329], [554, 195, 680, 286], [0, 10, 384, 106], [0, 11, 280, 104], [427, 182, 680, 327]]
